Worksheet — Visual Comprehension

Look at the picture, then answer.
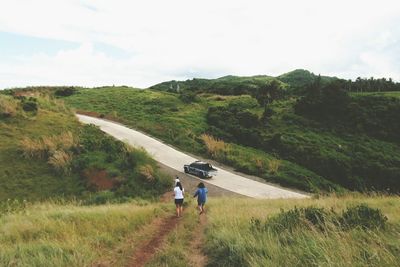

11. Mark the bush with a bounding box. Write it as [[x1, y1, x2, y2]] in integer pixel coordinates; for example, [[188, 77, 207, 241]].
[[179, 90, 197, 103], [55, 87, 75, 97], [22, 100, 38, 112], [340, 203, 387, 229], [83, 191, 117, 205], [251, 204, 388, 234]]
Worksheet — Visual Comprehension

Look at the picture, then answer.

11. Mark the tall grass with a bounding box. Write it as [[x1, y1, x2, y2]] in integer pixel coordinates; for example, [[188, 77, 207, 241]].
[[0, 201, 169, 267], [139, 164, 155, 182], [201, 134, 230, 161], [0, 95, 18, 118], [205, 195, 400, 267], [267, 159, 281, 175], [48, 150, 72, 174], [20, 131, 78, 160]]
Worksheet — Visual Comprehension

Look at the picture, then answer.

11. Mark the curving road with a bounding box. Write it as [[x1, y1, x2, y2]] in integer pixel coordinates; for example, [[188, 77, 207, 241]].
[[77, 114, 308, 199]]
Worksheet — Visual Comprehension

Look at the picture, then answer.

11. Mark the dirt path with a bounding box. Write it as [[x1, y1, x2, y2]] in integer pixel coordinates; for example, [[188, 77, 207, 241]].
[[188, 214, 208, 267], [126, 215, 180, 267]]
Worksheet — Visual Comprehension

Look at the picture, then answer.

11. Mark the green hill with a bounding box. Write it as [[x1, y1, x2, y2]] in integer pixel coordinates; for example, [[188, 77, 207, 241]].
[[150, 69, 337, 95], [60, 80, 400, 193], [149, 74, 283, 96], [0, 91, 171, 201], [277, 69, 338, 89]]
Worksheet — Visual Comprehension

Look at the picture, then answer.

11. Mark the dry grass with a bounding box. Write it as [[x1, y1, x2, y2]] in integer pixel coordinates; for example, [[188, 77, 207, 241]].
[[201, 134, 230, 160], [267, 159, 281, 175], [0, 95, 18, 118], [20, 137, 47, 159], [139, 164, 155, 182], [0, 201, 168, 267], [20, 132, 78, 160], [48, 150, 72, 174]]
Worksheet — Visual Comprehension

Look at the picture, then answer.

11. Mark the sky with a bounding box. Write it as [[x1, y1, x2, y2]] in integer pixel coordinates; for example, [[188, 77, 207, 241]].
[[1, 0, 400, 88]]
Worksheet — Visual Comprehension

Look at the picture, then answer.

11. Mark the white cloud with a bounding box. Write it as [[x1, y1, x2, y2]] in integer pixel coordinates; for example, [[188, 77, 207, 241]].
[[1, 0, 400, 88]]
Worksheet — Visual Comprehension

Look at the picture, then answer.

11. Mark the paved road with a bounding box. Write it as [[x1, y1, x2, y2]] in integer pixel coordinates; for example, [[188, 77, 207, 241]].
[[77, 114, 308, 199]]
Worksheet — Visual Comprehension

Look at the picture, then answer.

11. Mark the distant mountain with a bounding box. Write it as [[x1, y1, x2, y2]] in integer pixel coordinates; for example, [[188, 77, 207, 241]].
[[149, 75, 284, 96], [277, 69, 338, 89], [149, 69, 338, 95]]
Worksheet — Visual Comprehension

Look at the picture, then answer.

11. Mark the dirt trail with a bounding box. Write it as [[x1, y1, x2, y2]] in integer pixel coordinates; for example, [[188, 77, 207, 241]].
[[126, 215, 180, 267], [188, 214, 208, 267]]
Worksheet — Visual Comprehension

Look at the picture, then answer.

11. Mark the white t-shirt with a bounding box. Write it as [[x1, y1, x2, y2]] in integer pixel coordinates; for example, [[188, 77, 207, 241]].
[[174, 186, 184, 199]]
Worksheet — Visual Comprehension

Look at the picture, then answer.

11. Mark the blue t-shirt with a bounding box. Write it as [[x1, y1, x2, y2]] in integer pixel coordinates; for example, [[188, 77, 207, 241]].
[[194, 188, 208, 203]]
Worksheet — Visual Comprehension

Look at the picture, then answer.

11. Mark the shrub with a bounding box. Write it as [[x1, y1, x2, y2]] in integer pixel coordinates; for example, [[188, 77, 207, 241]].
[[227, 95, 259, 110], [55, 87, 75, 97], [251, 204, 388, 234], [266, 207, 303, 233], [179, 90, 198, 103], [22, 100, 38, 112], [83, 191, 117, 205], [340, 203, 387, 229]]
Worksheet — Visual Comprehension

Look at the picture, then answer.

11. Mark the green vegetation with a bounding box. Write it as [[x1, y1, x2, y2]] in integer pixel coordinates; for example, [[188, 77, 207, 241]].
[[64, 87, 339, 193], [205, 195, 400, 267], [277, 69, 338, 92], [5, 70, 399, 195], [63, 77, 400, 193], [0, 92, 171, 201], [0, 200, 169, 266]]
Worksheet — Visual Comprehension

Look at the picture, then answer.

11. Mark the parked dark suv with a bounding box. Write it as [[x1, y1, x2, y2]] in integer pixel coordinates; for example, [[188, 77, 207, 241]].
[[184, 161, 217, 178]]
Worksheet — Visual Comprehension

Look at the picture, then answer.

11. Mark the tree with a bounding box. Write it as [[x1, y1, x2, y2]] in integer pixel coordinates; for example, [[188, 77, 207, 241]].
[[256, 79, 282, 116]]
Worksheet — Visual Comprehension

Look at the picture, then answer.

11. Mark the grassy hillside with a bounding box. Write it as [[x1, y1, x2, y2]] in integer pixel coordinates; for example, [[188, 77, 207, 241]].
[[62, 83, 400, 193], [1, 195, 398, 266], [277, 69, 338, 90], [0, 92, 171, 201], [149, 75, 285, 96], [63, 87, 339, 193]]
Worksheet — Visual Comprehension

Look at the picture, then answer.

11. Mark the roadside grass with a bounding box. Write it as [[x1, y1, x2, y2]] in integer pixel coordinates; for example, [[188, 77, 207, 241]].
[[0, 201, 170, 267], [204, 195, 400, 267]]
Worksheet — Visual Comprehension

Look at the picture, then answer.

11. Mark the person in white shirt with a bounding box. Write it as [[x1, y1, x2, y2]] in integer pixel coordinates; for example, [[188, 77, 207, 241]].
[[173, 182, 184, 217], [174, 176, 180, 186]]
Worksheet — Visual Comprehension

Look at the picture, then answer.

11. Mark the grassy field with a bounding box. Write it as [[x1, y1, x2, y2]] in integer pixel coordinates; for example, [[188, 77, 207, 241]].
[[5, 195, 397, 266], [0, 200, 170, 266], [204, 195, 400, 267]]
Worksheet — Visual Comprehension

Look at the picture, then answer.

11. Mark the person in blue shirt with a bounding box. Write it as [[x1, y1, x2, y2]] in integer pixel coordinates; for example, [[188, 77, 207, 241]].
[[193, 182, 208, 214]]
